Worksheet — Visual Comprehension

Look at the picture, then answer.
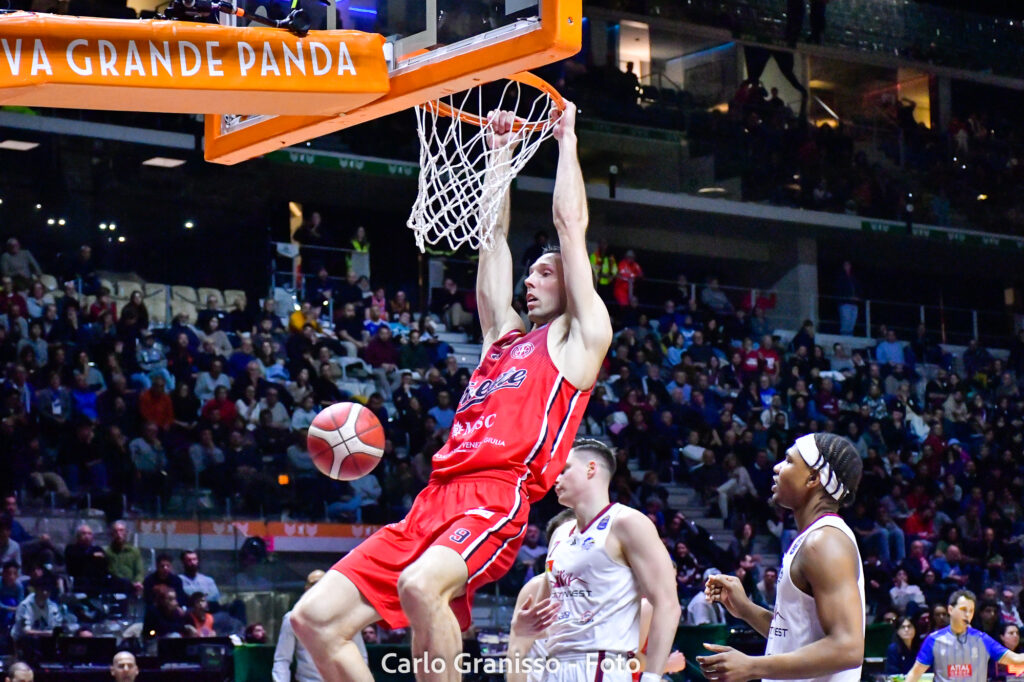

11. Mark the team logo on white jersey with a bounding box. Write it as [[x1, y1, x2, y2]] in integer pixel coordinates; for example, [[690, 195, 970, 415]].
[[582, 537, 595, 550], [511, 342, 535, 359], [597, 516, 610, 530], [549, 568, 589, 590]]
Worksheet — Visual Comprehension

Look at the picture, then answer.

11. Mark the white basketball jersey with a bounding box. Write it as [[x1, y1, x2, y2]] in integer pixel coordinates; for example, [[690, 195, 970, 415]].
[[544, 504, 640, 657], [764, 514, 865, 682]]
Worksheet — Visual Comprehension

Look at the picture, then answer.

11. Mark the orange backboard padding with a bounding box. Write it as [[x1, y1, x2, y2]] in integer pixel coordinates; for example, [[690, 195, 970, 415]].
[[0, 12, 389, 116], [204, 0, 582, 164]]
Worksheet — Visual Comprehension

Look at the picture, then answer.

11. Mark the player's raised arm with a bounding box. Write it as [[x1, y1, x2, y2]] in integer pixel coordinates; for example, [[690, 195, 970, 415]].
[[477, 111, 528, 349], [617, 511, 681, 679], [550, 103, 612, 365]]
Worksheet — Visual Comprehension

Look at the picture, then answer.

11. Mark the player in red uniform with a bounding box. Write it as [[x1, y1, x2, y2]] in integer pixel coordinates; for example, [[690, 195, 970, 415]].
[[290, 101, 613, 682]]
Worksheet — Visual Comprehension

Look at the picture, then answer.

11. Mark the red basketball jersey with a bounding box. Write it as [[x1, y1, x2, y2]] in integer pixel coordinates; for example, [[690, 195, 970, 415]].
[[430, 323, 591, 502]]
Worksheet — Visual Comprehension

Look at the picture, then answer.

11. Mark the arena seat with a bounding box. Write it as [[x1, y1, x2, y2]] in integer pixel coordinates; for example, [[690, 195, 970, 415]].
[[198, 287, 225, 307], [39, 273, 58, 291], [170, 298, 198, 323], [171, 285, 199, 303], [143, 282, 168, 297], [223, 289, 247, 309], [117, 280, 142, 298]]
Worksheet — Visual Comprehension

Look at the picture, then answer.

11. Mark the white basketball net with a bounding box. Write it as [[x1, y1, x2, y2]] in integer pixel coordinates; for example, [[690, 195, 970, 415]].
[[407, 79, 560, 252]]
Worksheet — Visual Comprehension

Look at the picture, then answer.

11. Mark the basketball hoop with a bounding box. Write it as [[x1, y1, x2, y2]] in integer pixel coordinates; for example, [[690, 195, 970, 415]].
[[407, 72, 566, 253]]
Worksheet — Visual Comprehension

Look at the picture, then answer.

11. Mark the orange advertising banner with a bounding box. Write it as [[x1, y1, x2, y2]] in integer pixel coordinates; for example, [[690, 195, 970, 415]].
[[0, 12, 389, 115]]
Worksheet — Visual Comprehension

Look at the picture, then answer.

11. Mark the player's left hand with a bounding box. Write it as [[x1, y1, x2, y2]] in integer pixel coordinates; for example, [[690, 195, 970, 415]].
[[511, 596, 560, 637], [551, 100, 577, 140], [697, 643, 756, 682]]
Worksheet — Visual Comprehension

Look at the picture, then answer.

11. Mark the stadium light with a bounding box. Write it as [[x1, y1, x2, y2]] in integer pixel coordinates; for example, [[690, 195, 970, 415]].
[[142, 157, 186, 168], [117, 236, 126, 243], [185, 221, 195, 229], [58, 218, 66, 226], [0, 140, 39, 151], [46, 218, 55, 225]]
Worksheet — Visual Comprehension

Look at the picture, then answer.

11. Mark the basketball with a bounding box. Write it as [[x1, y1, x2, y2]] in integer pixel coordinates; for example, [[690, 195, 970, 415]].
[[306, 402, 385, 481]]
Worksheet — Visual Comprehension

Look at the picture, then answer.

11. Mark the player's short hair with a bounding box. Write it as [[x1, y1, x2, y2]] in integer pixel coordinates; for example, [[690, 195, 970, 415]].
[[570, 438, 616, 475], [542, 244, 561, 257], [948, 589, 977, 606], [545, 509, 575, 541], [809, 433, 863, 507]]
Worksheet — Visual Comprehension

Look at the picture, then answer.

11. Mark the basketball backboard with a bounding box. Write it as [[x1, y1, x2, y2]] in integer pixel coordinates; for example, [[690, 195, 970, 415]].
[[204, 0, 580, 164]]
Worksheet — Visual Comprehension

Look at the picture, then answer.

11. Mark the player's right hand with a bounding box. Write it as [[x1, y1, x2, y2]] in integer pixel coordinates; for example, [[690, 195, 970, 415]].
[[511, 596, 560, 637], [664, 650, 687, 673], [485, 109, 519, 151], [704, 574, 748, 618]]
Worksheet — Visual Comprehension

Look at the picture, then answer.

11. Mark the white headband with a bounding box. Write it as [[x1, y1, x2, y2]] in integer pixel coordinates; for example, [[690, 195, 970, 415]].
[[795, 434, 846, 502]]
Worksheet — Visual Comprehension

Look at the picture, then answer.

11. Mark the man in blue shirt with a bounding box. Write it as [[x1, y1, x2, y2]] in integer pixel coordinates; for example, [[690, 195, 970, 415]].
[[907, 589, 1024, 682]]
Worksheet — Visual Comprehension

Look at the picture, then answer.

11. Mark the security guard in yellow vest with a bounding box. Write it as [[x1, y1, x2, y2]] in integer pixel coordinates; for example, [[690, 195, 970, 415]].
[[590, 239, 617, 299]]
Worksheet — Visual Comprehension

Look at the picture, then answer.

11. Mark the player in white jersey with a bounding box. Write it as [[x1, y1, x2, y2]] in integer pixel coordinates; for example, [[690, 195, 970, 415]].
[[507, 439, 680, 682], [698, 433, 865, 682]]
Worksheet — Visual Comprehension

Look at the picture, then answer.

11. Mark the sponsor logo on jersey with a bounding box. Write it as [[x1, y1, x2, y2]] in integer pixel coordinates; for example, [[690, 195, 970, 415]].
[[582, 537, 595, 550], [947, 664, 972, 678], [550, 569, 589, 590], [597, 516, 610, 530], [489, 352, 502, 360], [466, 508, 495, 519], [449, 528, 472, 544], [456, 368, 528, 413], [510, 342, 535, 359], [450, 413, 497, 439], [578, 610, 594, 624]]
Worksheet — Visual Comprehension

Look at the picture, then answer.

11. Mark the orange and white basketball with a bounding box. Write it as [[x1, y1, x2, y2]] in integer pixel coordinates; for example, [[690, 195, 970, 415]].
[[307, 402, 385, 481]]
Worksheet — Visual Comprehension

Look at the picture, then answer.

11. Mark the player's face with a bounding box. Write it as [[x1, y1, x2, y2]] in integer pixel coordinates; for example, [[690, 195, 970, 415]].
[[771, 445, 812, 510], [524, 253, 566, 325], [554, 453, 591, 506], [948, 597, 975, 630]]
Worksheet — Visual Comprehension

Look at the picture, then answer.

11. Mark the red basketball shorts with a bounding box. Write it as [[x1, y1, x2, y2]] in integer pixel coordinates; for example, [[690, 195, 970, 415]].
[[332, 473, 529, 630]]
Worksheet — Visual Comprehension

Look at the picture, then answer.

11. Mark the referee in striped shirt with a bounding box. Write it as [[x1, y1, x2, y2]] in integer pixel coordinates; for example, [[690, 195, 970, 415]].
[[907, 590, 1024, 682]]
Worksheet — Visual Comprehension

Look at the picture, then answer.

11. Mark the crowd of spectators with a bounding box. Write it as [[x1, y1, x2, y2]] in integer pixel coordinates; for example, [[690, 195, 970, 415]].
[[0, 508, 267, 664], [6, 222, 1024, 671], [558, 241, 1024, 674]]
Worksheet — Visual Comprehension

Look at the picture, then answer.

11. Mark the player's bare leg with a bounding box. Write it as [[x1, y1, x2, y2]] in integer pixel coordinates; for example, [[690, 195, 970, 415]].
[[398, 546, 470, 682], [291, 571, 381, 682]]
